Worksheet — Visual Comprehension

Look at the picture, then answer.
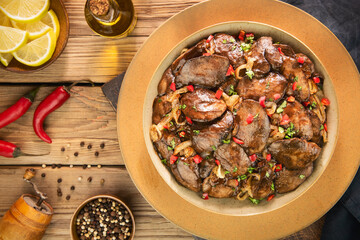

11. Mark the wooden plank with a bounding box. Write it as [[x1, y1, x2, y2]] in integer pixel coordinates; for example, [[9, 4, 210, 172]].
[[0, 0, 204, 83], [0, 166, 193, 239], [0, 86, 123, 165]]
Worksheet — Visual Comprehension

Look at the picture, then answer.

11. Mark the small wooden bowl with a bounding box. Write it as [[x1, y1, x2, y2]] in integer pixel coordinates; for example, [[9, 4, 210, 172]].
[[70, 195, 135, 240], [0, 0, 69, 73]]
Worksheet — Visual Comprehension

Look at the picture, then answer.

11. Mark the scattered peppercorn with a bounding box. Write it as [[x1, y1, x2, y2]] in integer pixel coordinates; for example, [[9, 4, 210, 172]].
[[57, 188, 62, 193], [57, 164, 62, 168], [83, 164, 87, 169], [80, 141, 85, 147], [41, 173, 46, 178], [57, 192, 62, 197], [74, 152, 79, 157], [87, 177, 92, 182], [100, 143, 105, 149], [70, 185, 75, 190], [66, 195, 71, 200], [87, 144, 92, 149], [57, 178, 62, 183], [94, 151, 99, 157], [51, 164, 56, 169], [61, 147, 65, 152]]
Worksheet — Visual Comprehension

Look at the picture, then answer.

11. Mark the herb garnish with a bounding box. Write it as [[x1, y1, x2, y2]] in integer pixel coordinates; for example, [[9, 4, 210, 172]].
[[222, 39, 227, 44], [285, 122, 297, 139], [297, 86, 302, 91], [158, 98, 162, 103], [249, 197, 260, 204], [265, 172, 270, 178], [222, 139, 230, 144], [293, 76, 298, 82], [193, 130, 200, 135], [309, 101, 317, 110], [233, 166, 238, 172], [276, 100, 287, 113], [299, 174, 305, 179], [265, 82, 270, 89], [232, 45, 237, 51], [161, 159, 167, 164], [253, 113, 259, 119], [233, 109, 238, 115], [248, 166, 255, 173], [228, 85, 238, 96], [278, 126, 285, 133], [179, 104, 187, 109], [240, 42, 252, 52], [192, 106, 197, 111], [271, 182, 275, 191], [224, 170, 230, 175], [320, 125, 324, 130], [239, 175, 247, 181], [246, 69, 255, 79], [211, 145, 217, 151], [230, 38, 236, 43]]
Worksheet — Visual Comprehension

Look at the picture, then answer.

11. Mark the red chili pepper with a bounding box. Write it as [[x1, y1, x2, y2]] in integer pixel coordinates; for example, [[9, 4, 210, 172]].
[[297, 57, 304, 64], [280, 114, 291, 125], [321, 98, 330, 106], [246, 113, 254, 124], [313, 77, 320, 84], [170, 82, 176, 91], [193, 155, 203, 164], [287, 96, 295, 102], [0, 140, 45, 158], [324, 123, 328, 132], [249, 154, 257, 162], [206, 35, 214, 43], [278, 47, 284, 55], [303, 101, 310, 107], [259, 96, 266, 108], [273, 93, 281, 100], [170, 155, 178, 164], [187, 85, 194, 92], [215, 159, 220, 166], [245, 33, 254, 38], [267, 194, 275, 201], [292, 82, 297, 91], [202, 193, 209, 200], [202, 52, 212, 56], [0, 87, 39, 129], [232, 137, 244, 145], [238, 30, 245, 41], [226, 65, 235, 76], [215, 89, 223, 99], [266, 154, 271, 161], [275, 164, 282, 172], [235, 179, 239, 186], [163, 125, 169, 130], [185, 116, 193, 124], [179, 131, 185, 138]]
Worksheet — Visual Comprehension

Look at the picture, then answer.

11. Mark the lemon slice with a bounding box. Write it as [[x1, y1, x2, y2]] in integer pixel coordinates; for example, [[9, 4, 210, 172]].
[[40, 10, 60, 40], [0, 53, 13, 66], [0, 0, 50, 23], [13, 29, 56, 67], [11, 19, 51, 40], [0, 26, 28, 53], [0, 11, 12, 27]]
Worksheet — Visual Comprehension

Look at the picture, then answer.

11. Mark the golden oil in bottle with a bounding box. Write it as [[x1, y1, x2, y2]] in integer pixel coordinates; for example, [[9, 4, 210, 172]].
[[84, 0, 137, 38]]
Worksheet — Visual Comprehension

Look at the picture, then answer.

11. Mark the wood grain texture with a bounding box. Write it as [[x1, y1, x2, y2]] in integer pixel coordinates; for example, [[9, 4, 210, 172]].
[[0, 86, 122, 165]]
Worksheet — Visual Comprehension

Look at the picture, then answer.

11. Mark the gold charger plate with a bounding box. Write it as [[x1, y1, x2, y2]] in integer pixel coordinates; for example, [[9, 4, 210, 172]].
[[118, 0, 360, 239]]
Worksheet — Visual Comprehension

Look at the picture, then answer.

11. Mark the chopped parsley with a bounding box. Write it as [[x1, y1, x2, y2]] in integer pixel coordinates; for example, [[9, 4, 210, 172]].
[[249, 197, 260, 205], [161, 159, 167, 164], [268, 98, 273, 102], [167, 138, 176, 150], [274, 41, 280, 44], [278, 126, 285, 133], [192, 106, 197, 111], [233, 166, 238, 172], [167, 146, 173, 151], [228, 85, 238, 96], [276, 100, 287, 113], [239, 175, 247, 181], [309, 101, 317, 110], [211, 145, 217, 151], [265, 82, 270, 89], [297, 86, 302, 91], [222, 139, 230, 144], [224, 170, 230, 175], [232, 45, 237, 51], [293, 76, 298, 82], [158, 98, 162, 103], [248, 166, 255, 174], [183, 162, 189, 166], [233, 109, 238, 115], [269, 162, 274, 168], [240, 42, 252, 52], [246, 69, 255, 79], [285, 122, 297, 139], [230, 38, 236, 43], [253, 113, 259, 119], [170, 121, 174, 126], [205, 155, 211, 160], [271, 182, 275, 191], [222, 39, 227, 44], [246, 36, 254, 43], [193, 130, 200, 135], [265, 172, 270, 178], [320, 125, 324, 130], [165, 113, 169, 117], [299, 174, 305, 179], [179, 104, 187, 109]]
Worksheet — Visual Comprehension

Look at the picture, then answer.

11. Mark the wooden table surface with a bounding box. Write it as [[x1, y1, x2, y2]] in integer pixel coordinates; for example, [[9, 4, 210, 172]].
[[0, 0, 325, 239]]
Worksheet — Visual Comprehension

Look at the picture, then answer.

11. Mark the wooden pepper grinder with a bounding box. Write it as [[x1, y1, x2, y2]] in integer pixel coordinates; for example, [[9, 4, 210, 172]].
[[0, 168, 53, 240]]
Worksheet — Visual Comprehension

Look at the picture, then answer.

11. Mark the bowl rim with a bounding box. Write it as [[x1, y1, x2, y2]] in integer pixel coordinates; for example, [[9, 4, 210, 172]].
[[142, 20, 339, 216], [69, 194, 135, 240], [0, 0, 70, 73]]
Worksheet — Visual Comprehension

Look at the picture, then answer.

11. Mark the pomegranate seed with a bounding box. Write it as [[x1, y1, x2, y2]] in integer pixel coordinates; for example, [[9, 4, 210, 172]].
[[170, 155, 178, 164], [259, 96, 266, 108], [324, 123, 328, 132], [278, 47, 284, 55], [185, 116, 193, 124], [202, 193, 209, 200], [292, 82, 297, 91], [246, 114, 254, 124], [206, 35, 214, 43], [202, 52, 212, 56], [280, 114, 291, 125], [233, 137, 244, 145], [275, 164, 282, 172], [297, 57, 304, 64], [321, 98, 330, 106], [215, 89, 223, 99], [170, 82, 176, 91], [215, 159, 220, 166], [313, 77, 320, 84], [226, 65, 235, 76], [267, 194, 275, 201], [187, 85, 194, 92], [249, 154, 257, 162], [193, 155, 203, 164], [238, 30, 245, 41], [287, 96, 295, 102], [274, 93, 281, 100], [303, 101, 310, 107], [266, 154, 271, 161]]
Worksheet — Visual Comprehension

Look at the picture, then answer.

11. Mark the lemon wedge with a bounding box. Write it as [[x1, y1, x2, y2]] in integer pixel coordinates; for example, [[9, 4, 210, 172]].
[[41, 10, 60, 40], [0, 0, 50, 23], [0, 53, 13, 66], [13, 29, 56, 67], [0, 11, 12, 27], [0, 26, 28, 53], [11, 19, 51, 40]]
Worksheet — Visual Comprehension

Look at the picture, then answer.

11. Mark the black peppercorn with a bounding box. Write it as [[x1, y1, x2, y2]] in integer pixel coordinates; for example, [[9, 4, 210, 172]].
[[66, 195, 71, 200], [87, 177, 92, 182], [57, 178, 62, 183], [57, 192, 62, 197], [80, 141, 85, 147], [51, 164, 56, 169], [94, 151, 99, 157], [71, 185, 75, 190], [100, 143, 105, 149], [87, 144, 92, 149], [57, 164, 62, 168], [41, 173, 46, 178], [61, 147, 65, 152], [82, 164, 87, 169], [74, 152, 79, 157]]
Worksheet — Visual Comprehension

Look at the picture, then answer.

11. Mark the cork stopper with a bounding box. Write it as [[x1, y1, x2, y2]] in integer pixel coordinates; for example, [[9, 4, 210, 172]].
[[89, 0, 110, 16]]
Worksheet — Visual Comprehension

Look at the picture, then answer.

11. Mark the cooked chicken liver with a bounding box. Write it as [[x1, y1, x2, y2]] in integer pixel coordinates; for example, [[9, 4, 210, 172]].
[[180, 88, 227, 122], [171, 157, 201, 192], [153, 132, 181, 163], [273, 44, 295, 58], [268, 138, 321, 170], [236, 72, 287, 102], [251, 166, 275, 199], [275, 163, 313, 193], [202, 168, 237, 198], [175, 55, 230, 88], [152, 95, 172, 124], [213, 33, 246, 68], [234, 99, 271, 155], [158, 67, 175, 96], [214, 142, 251, 176]]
